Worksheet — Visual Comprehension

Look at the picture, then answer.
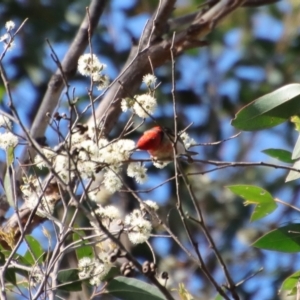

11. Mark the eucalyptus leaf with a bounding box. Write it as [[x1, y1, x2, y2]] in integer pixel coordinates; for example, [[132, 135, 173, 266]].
[[106, 277, 166, 300], [253, 224, 300, 252], [231, 83, 300, 131]]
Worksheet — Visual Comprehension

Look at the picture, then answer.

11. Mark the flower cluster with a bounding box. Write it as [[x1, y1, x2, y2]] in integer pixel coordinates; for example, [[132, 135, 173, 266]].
[[142, 74, 157, 88], [180, 131, 196, 149], [121, 93, 157, 118], [127, 162, 148, 184], [0, 20, 15, 51], [90, 201, 158, 246], [21, 176, 59, 218], [30, 265, 44, 287], [94, 205, 121, 225], [121, 73, 158, 118], [124, 208, 153, 244], [78, 253, 112, 286], [77, 53, 109, 90], [0, 131, 18, 150], [34, 135, 138, 193], [34, 147, 57, 169]]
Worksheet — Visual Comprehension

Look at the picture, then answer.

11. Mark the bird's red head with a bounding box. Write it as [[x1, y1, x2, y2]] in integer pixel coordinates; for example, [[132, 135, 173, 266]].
[[136, 126, 164, 151]]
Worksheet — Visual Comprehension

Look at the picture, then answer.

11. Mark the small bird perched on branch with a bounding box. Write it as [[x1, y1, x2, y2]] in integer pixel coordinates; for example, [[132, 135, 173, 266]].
[[136, 126, 197, 161]]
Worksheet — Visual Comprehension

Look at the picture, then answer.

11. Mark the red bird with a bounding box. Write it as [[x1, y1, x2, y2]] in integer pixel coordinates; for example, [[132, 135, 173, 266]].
[[136, 126, 197, 161]]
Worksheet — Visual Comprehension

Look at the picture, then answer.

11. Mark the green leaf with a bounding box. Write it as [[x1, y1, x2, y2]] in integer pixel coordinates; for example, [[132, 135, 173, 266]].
[[5, 268, 16, 285], [3, 146, 15, 207], [231, 83, 300, 131], [105, 277, 166, 300], [214, 294, 224, 300], [292, 134, 300, 160], [285, 160, 300, 182], [0, 251, 5, 265], [57, 269, 81, 292], [253, 224, 300, 252], [6, 146, 14, 166], [4, 171, 13, 208], [281, 270, 300, 295], [73, 231, 93, 260], [11, 267, 28, 279], [227, 185, 277, 221], [24, 236, 44, 264], [102, 266, 120, 282], [262, 149, 294, 163]]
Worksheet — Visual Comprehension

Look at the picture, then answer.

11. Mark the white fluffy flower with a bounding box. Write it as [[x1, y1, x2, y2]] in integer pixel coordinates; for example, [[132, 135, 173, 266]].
[[34, 148, 56, 169], [0, 132, 18, 149], [77, 160, 97, 179], [92, 73, 110, 90], [26, 192, 56, 218], [30, 266, 43, 287], [78, 257, 94, 279], [127, 162, 147, 184], [121, 97, 134, 113], [80, 140, 99, 158], [100, 139, 135, 165], [153, 160, 170, 169], [78, 54, 106, 77], [180, 132, 196, 149], [103, 168, 122, 193], [5, 21, 15, 31], [0, 33, 9, 43], [142, 74, 157, 87], [54, 154, 75, 183], [95, 205, 121, 221], [140, 200, 159, 212], [89, 258, 111, 286], [124, 209, 152, 244], [114, 139, 135, 160], [0, 115, 11, 129], [133, 94, 157, 118]]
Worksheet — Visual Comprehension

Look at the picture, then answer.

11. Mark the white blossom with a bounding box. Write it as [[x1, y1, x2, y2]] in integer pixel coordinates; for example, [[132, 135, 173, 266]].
[[0, 115, 11, 129], [100, 139, 135, 165], [88, 190, 99, 202], [89, 259, 111, 285], [95, 205, 121, 221], [26, 192, 56, 218], [125, 209, 152, 244], [121, 97, 134, 113], [0, 33, 9, 43], [78, 257, 94, 279], [92, 73, 110, 90], [77, 160, 97, 179], [141, 200, 159, 212], [78, 54, 106, 77], [127, 162, 147, 184], [54, 154, 75, 184], [180, 132, 196, 149], [34, 148, 56, 169], [103, 168, 122, 193], [153, 160, 170, 169], [30, 266, 43, 287], [142, 74, 157, 87], [133, 94, 157, 118], [79, 140, 99, 157], [5, 21, 15, 31], [0, 132, 18, 149]]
